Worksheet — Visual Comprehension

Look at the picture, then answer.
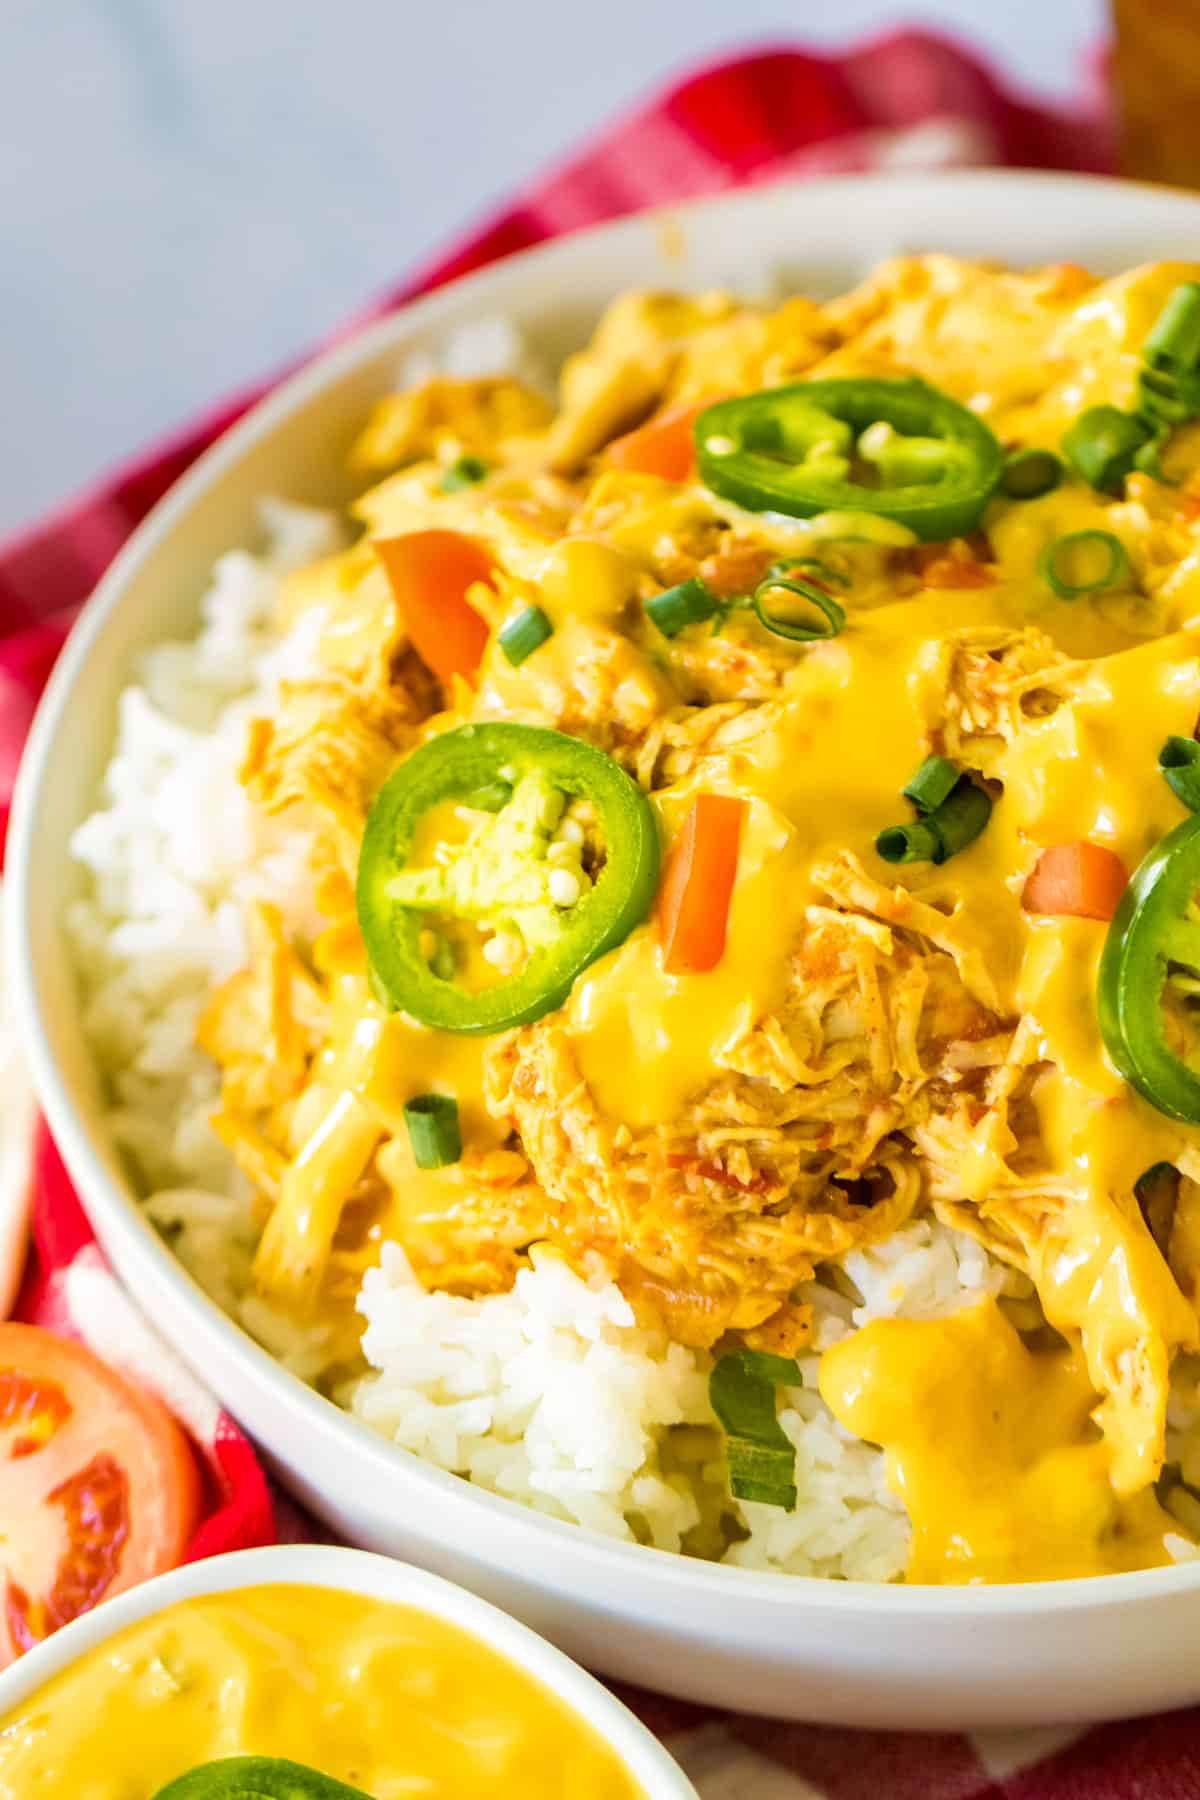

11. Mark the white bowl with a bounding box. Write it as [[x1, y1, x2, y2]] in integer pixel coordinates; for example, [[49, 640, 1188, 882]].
[[13, 171, 1200, 1731], [0, 1543, 695, 1798]]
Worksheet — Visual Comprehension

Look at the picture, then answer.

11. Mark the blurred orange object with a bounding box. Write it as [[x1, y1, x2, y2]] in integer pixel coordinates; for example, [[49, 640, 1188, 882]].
[[1114, 0, 1200, 186]]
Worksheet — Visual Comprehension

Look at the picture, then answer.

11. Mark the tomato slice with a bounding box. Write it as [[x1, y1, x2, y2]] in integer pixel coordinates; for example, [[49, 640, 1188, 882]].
[[0, 1324, 202, 1666]]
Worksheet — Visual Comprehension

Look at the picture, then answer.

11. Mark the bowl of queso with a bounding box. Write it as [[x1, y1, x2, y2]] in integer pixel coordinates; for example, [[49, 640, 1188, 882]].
[[0, 1545, 694, 1799]]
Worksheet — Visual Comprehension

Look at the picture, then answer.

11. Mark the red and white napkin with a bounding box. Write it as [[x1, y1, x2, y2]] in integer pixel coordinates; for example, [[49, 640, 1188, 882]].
[[8, 31, 1192, 1798]]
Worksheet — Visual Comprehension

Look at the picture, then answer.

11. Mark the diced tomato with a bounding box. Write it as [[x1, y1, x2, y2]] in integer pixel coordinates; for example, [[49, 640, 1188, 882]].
[[913, 541, 995, 589], [0, 1325, 201, 1666], [656, 794, 745, 974], [698, 542, 778, 600], [605, 402, 707, 483], [1022, 841, 1129, 922], [374, 530, 493, 688]]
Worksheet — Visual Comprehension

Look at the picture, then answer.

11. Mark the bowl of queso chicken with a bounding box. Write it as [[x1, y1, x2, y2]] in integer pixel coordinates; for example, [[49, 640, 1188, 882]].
[[0, 1546, 691, 1799], [19, 172, 1200, 1726]]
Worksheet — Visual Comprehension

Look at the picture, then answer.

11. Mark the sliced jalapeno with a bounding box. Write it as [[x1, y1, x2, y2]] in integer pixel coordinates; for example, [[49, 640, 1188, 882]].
[[1098, 812, 1200, 1122], [151, 1757, 372, 1799], [357, 723, 660, 1034], [694, 378, 1005, 541]]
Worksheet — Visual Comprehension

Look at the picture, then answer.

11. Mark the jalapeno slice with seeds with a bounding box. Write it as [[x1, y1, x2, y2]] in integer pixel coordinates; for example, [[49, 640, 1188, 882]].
[[357, 723, 660, 1034], [1098, 813, 1200, 1122], [694, 377, 1005, 541]]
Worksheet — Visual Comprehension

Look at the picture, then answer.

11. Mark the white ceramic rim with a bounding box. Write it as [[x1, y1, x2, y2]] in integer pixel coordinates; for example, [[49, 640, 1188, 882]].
[[0, 1543, 697, 1797], [12, 167, 1200, 1626]]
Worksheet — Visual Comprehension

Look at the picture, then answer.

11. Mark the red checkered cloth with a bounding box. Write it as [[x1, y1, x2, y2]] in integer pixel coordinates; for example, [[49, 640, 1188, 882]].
[[6, 29, 1188, 1799]]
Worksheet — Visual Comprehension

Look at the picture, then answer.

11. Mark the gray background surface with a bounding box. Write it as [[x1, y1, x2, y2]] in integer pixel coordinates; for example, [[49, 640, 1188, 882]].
[[3, 0, 1102, 535]]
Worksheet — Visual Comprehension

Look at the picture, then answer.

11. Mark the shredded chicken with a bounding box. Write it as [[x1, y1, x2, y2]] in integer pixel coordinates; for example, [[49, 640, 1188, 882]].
[[192, 254, 1200, 1534]]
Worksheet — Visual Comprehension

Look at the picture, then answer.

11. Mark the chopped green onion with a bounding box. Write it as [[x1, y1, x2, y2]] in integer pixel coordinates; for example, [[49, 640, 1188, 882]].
[[752, 574, 846, 642], [1061, 406, 1153, 495], [1131, 287, 1200, 447], [440, 454, 489, 492], [1133, 431, 1171, 480], [903, 754, 961, 815], [498, 604, 553, 666], [1144, 283, 1200, 373], [926, 781, 991, 861], [1161, 736, 1200, 812], [876, 778, 992, 867], [403, 1094, 462, 1169], [875, 818, 943, 865], [1000, 447, 1063, 500], [709, 1349, 800, 1510], [1038, 529, 1129, 599], [1139, 367, 1200, 435], [1139, 368, 1194, 427], [645, 577, 719, 638], [1061, 287, 1200, 498]]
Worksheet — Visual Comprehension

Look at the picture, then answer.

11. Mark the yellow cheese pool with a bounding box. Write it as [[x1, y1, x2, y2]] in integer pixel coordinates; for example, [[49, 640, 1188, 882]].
[[0, 1584, 645, 1799]]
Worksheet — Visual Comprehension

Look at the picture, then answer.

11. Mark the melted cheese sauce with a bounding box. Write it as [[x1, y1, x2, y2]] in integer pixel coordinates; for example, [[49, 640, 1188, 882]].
[[200, 255, 1200, 1584], [0, 1586, 644, 1799], [571, 797, 804, 1125], [819, 1299, 1179, 1582]]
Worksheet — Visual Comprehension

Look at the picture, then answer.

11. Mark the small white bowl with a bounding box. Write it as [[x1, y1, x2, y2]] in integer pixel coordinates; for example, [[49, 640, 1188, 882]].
[[0, 1544, 696, 1799], [14, 171, 1200, 1730]]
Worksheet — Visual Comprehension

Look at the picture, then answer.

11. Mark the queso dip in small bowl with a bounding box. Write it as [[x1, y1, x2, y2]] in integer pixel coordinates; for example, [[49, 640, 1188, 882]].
[[0, 1545, 694, 1799]]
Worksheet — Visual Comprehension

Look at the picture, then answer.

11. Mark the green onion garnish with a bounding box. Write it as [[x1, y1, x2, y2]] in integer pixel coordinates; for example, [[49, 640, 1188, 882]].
[[1133, 285, 1200, 450], [1061, 287, 1200, 498], [1133, 432, 1170, 479], [1160, 736, 1200, 812], [902, 753, 961, 815], [1139, 368, 1192, 429], [876, 778, 991, 867], [440, 454, 489, 492], [752, 573, 846, 642], [1038, 529, 1128, 599], [1000, 447, 1063, 500], [1144, 282, 1200, 373], [645, 577, 719, 638], [875, 818, 942, 864], [1061, 406, 1153, 495], [403, 1094, 462, 1169], [1140, 370, 1199, 438], [498, 604, 553, 666], [709, 1349, 800, 1510]]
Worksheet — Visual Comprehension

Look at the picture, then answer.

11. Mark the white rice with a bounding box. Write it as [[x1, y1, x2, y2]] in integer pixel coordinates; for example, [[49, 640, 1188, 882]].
[[64, 322, 1200, 1579]]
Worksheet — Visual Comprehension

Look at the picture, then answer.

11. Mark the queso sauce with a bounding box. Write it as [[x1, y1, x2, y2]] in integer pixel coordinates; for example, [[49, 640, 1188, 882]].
[[0, 1585, 645, 1799], [147, 257, 1200, 1582], [818, 1298, 1180, 1582]]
